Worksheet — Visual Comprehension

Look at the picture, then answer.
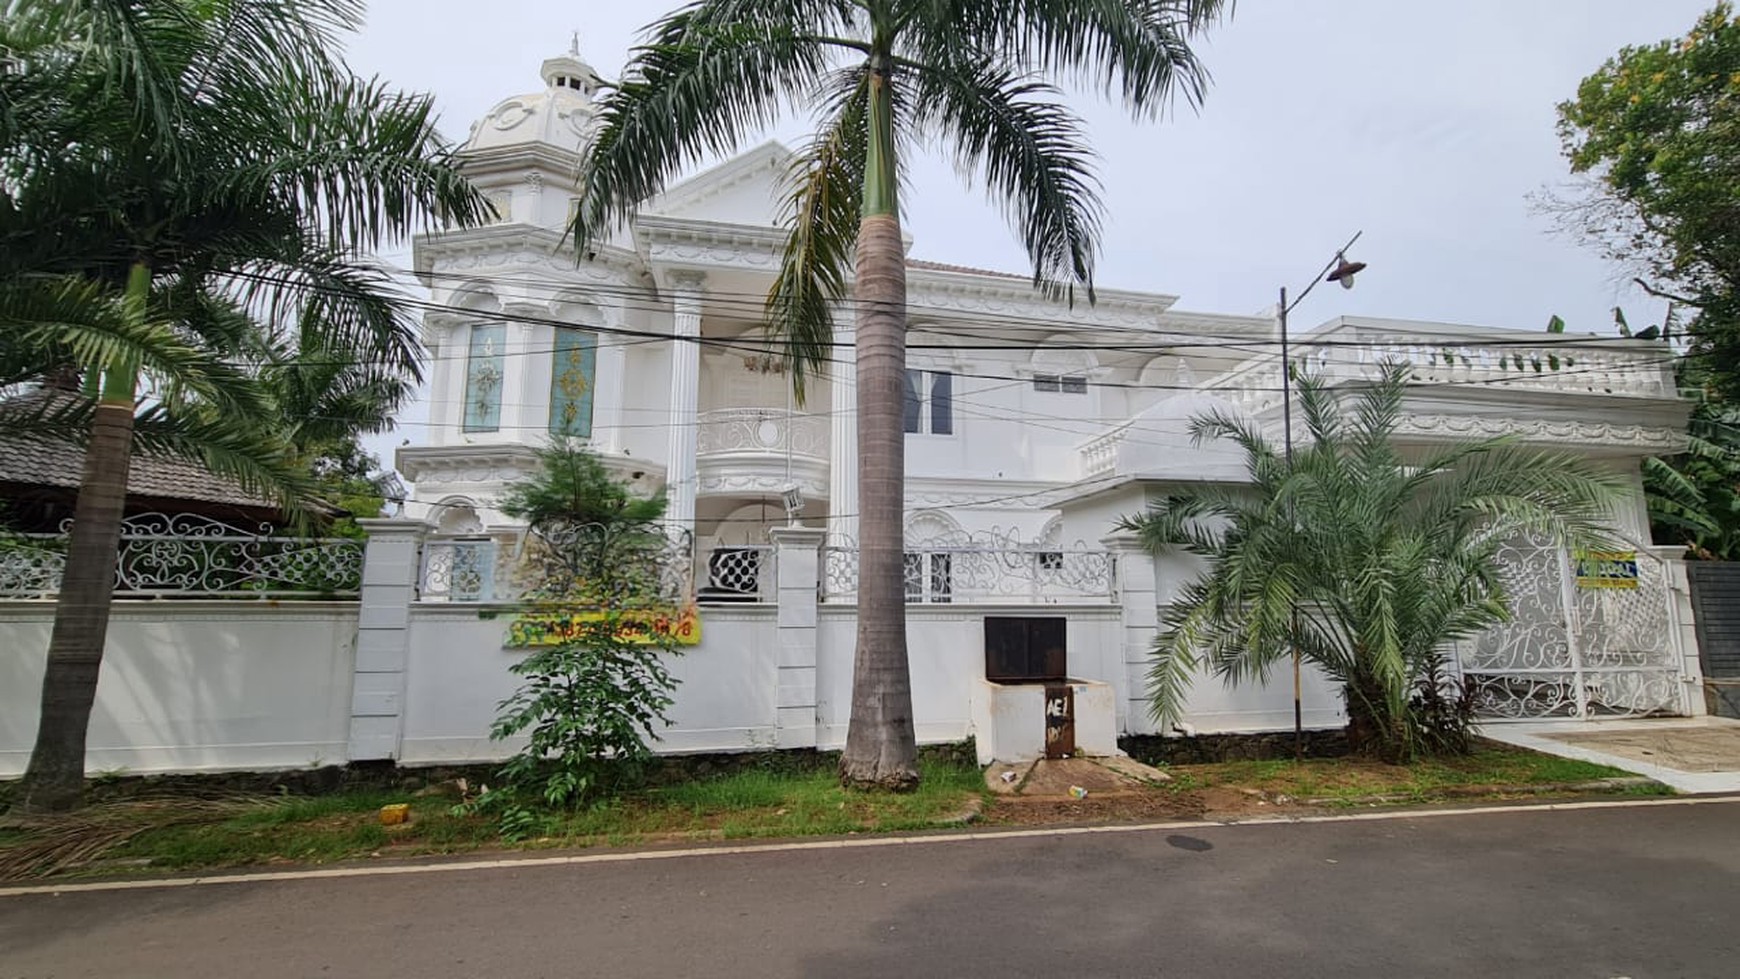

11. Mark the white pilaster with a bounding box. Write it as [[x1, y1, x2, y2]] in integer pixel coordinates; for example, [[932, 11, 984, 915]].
[[664, 272, 705, 538], [828, 319, 858, 545], [348, 518, 429, 762], [509, 319, 543, 440], [1103, 531, 1159, 736], [770, 524, 826, 747], [424, 321, 458, 446]]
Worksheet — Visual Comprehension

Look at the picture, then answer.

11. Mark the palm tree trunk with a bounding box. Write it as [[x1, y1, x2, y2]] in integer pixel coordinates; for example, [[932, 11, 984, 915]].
[[15, 264, 146, 814], [840, 61, 919, 790]]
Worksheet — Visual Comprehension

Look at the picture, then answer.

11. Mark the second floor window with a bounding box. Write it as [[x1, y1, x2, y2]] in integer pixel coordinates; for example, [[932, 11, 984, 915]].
[[549, 328, 598, 438], [904, 551, 953, 603], [904, 369, 954, 435], [1033, 373, 1088, 394], [463, 323, 505, 433]]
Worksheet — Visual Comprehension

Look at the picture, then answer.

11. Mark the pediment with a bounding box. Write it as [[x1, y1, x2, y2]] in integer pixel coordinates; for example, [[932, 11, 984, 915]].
[[642, 141, 796, 228]]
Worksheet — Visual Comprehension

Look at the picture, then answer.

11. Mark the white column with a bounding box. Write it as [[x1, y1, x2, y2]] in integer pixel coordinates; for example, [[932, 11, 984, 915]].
[[1103, 531, 1159, 737], [1653, 545, 1708, 717], [348, 518, 429, 762], [664, 271, 705, 538], [770, 525, 826, 748], [827, 319, 858, 545]]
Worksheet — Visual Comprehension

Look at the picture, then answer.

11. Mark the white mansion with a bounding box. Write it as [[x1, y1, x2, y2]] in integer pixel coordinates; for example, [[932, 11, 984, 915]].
[[387, 47, 1701, 750], [0, 49, 1710, 781]]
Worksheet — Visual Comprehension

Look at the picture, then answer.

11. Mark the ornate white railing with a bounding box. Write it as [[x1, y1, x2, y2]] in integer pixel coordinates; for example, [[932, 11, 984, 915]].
[[695, 408, 828, 460], [0, 513, 364, 599], [1201, 330, 1675, 417], [821, 539, 1116, 605]]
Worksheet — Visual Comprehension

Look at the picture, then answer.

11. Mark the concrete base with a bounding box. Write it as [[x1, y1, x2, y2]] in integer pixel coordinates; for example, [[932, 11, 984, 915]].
[[970, 678, 1117, 766], [1481, 716, 1740, 794]]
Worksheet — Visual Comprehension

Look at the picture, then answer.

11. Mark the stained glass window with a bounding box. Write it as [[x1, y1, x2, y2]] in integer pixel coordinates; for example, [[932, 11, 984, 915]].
[[462, 323, 505, 432], [549, 328, 598, 438]]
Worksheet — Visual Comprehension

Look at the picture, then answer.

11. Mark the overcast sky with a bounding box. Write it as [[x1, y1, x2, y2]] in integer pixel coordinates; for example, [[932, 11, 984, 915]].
[[343, 1, 1711, 464]]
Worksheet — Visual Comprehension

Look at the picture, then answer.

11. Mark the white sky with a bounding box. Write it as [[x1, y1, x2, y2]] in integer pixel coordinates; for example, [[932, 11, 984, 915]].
[[343, 0, 1710, 465]]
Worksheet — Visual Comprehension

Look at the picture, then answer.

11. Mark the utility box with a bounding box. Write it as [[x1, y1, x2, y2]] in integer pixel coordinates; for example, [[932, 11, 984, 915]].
[[984, 616, 1067, 683]]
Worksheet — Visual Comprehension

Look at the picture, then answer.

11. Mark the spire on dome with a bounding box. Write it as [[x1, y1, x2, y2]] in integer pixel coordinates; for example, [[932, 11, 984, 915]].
[[541, 39, 600, 98]]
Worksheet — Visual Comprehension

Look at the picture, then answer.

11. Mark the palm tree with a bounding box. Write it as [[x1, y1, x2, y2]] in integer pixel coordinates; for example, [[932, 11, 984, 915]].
[[1120, 365, 1626, 762], [570, 0, 1229, 788], [2, 0, 485, 812]]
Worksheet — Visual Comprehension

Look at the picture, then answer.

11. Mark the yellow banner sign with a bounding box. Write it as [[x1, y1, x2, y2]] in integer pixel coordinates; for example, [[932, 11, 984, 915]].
[[1574, 550, 1639, 590], [506, 605, 701, 647]]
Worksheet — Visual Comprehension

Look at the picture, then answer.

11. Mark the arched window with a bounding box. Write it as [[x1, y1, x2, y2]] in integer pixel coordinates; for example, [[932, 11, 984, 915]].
[[1029, 341, 1098, 396]]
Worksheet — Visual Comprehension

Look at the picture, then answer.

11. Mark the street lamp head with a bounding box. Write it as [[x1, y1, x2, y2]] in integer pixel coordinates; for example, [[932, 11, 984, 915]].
[[1326, 254, 1367, 290]]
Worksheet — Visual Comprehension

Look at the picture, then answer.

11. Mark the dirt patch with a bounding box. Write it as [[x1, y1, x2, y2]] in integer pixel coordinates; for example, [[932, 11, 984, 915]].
[[981, 791, 1205, 826]]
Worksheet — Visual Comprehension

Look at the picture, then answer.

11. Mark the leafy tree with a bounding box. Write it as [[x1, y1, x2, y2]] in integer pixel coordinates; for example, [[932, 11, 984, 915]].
[[1554, 2, 1740, 397], [469, 443, 682, 839], [570, 0, 1229, 788], [2, 0, 485, 813], [1120, 366, 1625, 762]]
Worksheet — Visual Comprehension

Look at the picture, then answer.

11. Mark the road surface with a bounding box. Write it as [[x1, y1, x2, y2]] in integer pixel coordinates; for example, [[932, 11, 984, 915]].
[[3, 799, 1738, 978]]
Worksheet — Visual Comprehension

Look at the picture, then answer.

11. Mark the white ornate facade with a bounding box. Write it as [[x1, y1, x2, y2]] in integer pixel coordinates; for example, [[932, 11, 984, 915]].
[[400, 48, 1689, 560]]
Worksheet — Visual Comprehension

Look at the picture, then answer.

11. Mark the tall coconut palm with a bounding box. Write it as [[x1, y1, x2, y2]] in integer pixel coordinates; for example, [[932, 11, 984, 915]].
[[570, 0, 1229, 788], [2, 0, 485, 812], [1120, 365, 1626, 762]]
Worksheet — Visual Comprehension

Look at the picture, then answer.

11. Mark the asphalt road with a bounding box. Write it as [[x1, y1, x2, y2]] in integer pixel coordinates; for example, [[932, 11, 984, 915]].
[[3, 799, 1738, 978]]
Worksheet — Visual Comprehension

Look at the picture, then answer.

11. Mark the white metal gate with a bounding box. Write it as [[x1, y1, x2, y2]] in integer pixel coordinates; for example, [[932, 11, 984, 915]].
[[1458, 538, 1686, 720]]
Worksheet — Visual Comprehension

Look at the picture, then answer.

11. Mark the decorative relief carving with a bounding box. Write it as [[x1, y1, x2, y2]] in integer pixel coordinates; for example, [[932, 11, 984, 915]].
[[489, 100, 534, 130]]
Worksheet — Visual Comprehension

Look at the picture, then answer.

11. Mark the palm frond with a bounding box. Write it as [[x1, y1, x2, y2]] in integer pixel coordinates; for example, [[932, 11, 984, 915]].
[[908, 0, 1231, 117], [571, 16, 830, 251], [907, 53, 1102, 301], [766, 66, 867, 400]]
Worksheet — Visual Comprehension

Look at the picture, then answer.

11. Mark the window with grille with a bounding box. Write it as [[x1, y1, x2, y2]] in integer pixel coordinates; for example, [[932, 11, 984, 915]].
[[903, 552, 953, 603]]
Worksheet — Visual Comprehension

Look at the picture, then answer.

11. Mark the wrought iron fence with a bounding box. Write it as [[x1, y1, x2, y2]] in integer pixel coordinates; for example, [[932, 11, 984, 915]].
[[0, 513, 364, 600], [417, 526, 701, 605], [821, 535, 1116, 605], [697, 544, 775, 603], [419, 537, 508, 603]]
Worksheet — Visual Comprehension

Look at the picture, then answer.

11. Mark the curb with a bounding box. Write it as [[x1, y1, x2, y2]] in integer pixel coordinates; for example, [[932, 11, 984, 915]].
[[1300, 776, 1661, 807]]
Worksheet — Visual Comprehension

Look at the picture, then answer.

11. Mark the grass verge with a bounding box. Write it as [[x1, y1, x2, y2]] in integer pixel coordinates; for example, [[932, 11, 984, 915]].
[[1160, 742, 1668, 807], [0, 759, 985, 880]]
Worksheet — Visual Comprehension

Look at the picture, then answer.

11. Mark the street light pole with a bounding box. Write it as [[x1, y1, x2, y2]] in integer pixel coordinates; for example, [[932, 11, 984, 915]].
[[1278, 230, 1366, 762]]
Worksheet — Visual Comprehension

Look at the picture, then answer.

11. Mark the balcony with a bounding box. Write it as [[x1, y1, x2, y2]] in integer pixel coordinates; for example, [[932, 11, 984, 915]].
[[694, 407, 830, 500]]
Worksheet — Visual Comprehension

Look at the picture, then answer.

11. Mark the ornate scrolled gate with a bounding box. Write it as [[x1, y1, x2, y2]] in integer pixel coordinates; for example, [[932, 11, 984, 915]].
[[1458, 537, 1686, 720]]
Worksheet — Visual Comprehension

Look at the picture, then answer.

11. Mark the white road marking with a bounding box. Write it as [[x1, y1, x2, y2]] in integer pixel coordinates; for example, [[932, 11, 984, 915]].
[[3, 793, 1736, 898]]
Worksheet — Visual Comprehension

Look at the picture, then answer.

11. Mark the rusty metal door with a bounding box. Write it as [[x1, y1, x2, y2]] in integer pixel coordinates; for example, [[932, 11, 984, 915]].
[[1044, 684, 1074, 758]]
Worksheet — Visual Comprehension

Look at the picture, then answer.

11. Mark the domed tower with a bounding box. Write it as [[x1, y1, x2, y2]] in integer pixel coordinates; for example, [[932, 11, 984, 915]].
[[400, 41, 656, 535], [459, 36, 604, 228]]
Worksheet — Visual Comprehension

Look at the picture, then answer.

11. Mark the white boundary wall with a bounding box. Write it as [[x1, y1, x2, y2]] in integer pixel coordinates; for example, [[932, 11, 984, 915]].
[[0, 602, 359, 777]]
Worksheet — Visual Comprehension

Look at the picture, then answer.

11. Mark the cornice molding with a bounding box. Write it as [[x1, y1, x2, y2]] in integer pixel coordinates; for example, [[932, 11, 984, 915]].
[[397, 443, 665, 490], [1390, 414, 1687, 450], [414, 226, 647, 288]]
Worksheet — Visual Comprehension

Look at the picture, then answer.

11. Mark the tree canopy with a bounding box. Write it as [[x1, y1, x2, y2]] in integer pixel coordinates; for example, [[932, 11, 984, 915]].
[[1555, 2, 1740, 396]]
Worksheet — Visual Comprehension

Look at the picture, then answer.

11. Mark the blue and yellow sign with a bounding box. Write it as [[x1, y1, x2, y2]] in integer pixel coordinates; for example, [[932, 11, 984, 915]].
[[506, 605, 701, 647], [1574, 550, 1639, 590]]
